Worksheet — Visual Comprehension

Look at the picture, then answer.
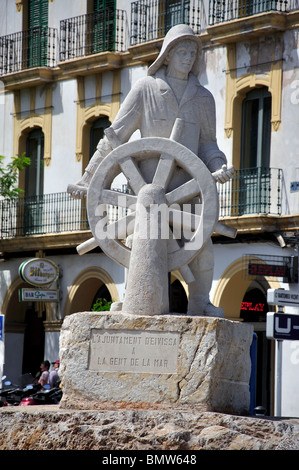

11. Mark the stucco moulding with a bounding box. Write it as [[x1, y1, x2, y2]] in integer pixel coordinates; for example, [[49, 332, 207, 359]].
[[0, 231, 93, 255], [206, 11, 290, 45], [57, 52, 124, 77], [2, 68, 55, 91]]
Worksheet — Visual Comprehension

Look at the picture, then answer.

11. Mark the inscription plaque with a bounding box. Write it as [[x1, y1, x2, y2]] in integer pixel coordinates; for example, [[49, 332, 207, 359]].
[[88, 329, 179, 374]]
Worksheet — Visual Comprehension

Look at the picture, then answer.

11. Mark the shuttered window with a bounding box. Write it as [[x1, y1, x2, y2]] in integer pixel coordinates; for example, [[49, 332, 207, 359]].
[[28, 0, 49, 67], [92, 0, 116, 53]]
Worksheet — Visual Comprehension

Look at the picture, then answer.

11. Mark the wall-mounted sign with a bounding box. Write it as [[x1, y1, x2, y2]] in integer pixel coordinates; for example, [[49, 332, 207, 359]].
[[248, 262, 289, 278], [19, 258, 59, 287], [19, 288, 59, 303], [267, 289, 299, 307], [266, 312, 299, 341], [290, 182, 299, 192]]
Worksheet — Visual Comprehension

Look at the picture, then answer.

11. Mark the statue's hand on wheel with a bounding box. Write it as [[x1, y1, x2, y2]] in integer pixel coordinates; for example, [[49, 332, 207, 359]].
[[212, 164, 235, 184]]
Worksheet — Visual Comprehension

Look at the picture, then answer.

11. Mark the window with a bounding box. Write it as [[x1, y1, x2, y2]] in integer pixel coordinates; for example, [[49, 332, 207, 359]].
[[158, 0, 190, 37], [89, 117, 110, 159], [28, 0, 49, 67], [25, 128, 44, 198], [239, 87, 272, 214], [92, 0, 116, 53], [24, 128, 44, 234], [238, 0, 278, 17], [241, 87, 271, 169]]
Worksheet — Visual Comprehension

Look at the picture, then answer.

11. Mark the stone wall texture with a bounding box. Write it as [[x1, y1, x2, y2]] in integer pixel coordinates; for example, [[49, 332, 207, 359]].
[[0, 406, 299, 450]]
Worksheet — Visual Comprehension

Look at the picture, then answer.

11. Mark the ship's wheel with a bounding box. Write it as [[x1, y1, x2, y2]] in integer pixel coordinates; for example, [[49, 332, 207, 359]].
[[85, 136, 220, 283]]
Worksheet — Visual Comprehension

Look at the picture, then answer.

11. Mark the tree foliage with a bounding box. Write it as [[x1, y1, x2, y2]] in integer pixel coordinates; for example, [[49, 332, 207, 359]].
[[0, 153, 31, 198]]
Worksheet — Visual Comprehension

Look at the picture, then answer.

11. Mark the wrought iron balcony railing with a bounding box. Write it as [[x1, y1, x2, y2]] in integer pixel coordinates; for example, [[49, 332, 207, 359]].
[[217, 167, 282, 217], [208, 0, 295, 25], [130, 0, 201, 46], [0, 168, 282, 240], [0, 27, 57, 76], [59, 8, 126, 62], [0, 189, 129, 239]]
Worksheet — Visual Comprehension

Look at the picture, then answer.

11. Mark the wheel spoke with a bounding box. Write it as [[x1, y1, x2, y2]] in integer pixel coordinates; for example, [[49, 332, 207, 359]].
[[107, 212, 135, 240], [167, 228, 196, 283], [102, 189, 137, 209], [169, 208, 201, 237], [106, 212, 136, 240], [119, 157, 146, 195], [152, 154, 175, 188], [166, 178, 201, 205]]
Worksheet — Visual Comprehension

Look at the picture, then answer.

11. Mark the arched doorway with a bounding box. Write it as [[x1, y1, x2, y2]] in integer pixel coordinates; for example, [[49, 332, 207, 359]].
[[91, 284, 112, 310], [213, 257, 280, 415], [1, 276, 46, 383], [64, 267, 119, 316], [240, 283, 274, 415]]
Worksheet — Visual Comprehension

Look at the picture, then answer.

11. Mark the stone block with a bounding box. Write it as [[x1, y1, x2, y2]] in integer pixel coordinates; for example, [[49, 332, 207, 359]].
[[59, 312, 253, 415]]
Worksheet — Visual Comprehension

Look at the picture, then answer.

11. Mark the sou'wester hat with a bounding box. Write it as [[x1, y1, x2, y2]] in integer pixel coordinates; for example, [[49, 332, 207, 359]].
[[148, 24, 202, 76]]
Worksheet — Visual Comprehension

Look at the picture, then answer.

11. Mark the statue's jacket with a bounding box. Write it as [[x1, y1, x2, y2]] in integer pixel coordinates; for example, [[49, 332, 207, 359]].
[[104, 67, 226, 174]]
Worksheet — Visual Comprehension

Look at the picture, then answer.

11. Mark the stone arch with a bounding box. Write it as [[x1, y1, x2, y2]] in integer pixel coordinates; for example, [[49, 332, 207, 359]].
[[212, 256, 281, 320], [1, 275, 27, 327], [63, 266, 119, 316]]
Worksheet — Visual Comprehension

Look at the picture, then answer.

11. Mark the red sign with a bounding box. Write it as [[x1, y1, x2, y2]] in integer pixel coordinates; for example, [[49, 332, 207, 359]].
[[248, 263, 289, 278], [240, 302, 265, 312]]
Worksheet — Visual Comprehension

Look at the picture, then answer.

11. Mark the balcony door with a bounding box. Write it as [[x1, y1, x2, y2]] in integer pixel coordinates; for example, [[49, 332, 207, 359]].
[[28, 0, 49, 68], [240, 87, 272, 214], [238, 0, 276, 17], [24, 128, 44, 233], [158, 0, 190, 37], [89, 116, 111, 158]]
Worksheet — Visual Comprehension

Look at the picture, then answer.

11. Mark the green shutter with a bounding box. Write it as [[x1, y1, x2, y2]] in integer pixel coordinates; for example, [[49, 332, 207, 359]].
[[94, 0, 115, 10], [29, 0, 48, 28], [28, 0, 49, 67], [93, 0, 116, 53]]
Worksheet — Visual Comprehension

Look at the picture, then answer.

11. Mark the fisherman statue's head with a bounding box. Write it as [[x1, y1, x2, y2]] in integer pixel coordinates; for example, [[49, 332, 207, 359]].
[[148, 24, 202, 78]]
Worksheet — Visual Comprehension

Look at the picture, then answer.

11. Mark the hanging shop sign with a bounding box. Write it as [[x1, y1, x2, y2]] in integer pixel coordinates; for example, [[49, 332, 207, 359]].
[[266, 312, 299, 341], [19, 258, 59, 287], [18, 288, 59, 303]]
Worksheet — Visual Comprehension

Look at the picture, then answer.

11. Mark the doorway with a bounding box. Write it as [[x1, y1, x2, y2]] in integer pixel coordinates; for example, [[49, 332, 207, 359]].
[[240, 285, 274, 415], [22, 304, 46, 379]]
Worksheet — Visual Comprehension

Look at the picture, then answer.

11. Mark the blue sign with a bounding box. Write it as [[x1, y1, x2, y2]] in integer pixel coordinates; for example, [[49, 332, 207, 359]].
[[267, 312, 299, 341], [0, 315, 4, 341]]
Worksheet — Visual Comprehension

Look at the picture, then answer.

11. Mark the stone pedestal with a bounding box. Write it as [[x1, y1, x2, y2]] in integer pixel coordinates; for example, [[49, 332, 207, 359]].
[[58, 312, 253, 415]]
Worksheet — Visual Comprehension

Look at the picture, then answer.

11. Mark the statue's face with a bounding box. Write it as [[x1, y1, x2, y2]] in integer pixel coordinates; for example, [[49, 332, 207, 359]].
[[166, 39, 197, 79]]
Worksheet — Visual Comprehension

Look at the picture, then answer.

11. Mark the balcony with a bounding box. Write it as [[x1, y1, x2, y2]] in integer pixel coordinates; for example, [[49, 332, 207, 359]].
[[59, 8, 126, 62], [217, 167, 282, 217], [209, 0, 289, 25], [0, 26, 57, 77], [0, 189, 129, 252], [0, 167, 282, 250], [130, 0, 201, 46]]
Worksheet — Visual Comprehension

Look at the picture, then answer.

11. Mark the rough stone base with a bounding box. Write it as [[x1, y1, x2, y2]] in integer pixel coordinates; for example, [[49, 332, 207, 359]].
[[1, 406, 299, 450], [59, 312, 253, 415]]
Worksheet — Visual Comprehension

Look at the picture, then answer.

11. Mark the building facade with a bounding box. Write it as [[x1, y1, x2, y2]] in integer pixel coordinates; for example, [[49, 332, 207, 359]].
[[0, 0, 299, 416]]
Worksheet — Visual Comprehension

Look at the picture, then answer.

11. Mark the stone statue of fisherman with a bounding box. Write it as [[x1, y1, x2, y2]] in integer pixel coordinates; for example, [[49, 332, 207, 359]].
[[68, 24, 234, 317]]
